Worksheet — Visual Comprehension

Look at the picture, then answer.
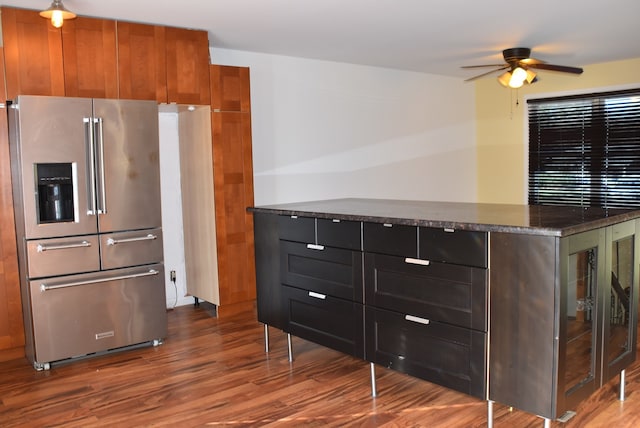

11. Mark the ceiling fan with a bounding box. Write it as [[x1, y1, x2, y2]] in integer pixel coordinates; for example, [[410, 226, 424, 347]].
[[462, 47, 583, 88]]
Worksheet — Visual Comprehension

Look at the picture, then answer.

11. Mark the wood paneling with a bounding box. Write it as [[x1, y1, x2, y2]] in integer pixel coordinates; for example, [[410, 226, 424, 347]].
[[166, 27, 210, 105], [116, 22, 167, 102], [62, 17, 118, 98], [0, 47, 25, 362], [1, 7, 65, 99], [210, 65, 256, 316], [1, 306, 639, 427]]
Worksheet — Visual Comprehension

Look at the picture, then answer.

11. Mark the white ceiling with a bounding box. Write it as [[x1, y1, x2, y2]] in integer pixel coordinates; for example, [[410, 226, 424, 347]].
[[3, 0, 640, 79]]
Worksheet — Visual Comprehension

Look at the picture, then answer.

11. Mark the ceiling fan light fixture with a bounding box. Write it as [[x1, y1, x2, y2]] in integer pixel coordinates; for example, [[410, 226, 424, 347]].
[[508, 67, 527, 88], [40, 0, 76, 28]]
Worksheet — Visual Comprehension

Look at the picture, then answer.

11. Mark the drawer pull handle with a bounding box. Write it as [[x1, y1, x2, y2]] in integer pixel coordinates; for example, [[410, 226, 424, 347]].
[[37, 240, 91, 252], [405, 314, 430, 325], [332, 219, 341, 223], [107, 234, 157, 246], [308, 291, 326, 300], [404, 257, 430, 266], [306, 244, 325, 251], [444, 228, 455, 233], [383, 223, 393, 227]]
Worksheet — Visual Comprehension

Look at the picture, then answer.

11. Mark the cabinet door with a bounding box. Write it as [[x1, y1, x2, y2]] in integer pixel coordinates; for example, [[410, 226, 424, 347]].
[[211, 65, 251, 112], [603, 220, 638, 381], [212, 110, 256, 310], [62, 17, 118, 98], [557, 228, 605, 415], [1, 7, 65, 99], [117, 22, 167, 102], [0, 49, 25, 360], [166, 27, 210, 105]]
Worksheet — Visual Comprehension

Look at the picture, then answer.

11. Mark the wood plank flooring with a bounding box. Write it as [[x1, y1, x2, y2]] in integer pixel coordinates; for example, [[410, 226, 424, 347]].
[[1, 305, 639, 427]]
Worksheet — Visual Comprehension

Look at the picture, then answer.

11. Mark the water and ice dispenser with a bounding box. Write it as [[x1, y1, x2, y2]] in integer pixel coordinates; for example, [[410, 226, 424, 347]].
[[35, 163, 75, 223]]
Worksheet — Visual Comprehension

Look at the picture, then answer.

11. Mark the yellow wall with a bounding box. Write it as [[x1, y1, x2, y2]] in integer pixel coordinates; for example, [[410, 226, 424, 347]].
[[476, 57, 640, 204]]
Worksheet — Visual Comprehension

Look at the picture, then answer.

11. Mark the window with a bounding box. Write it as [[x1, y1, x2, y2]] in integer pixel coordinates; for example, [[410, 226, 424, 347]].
[[528, 89, 640, 209]]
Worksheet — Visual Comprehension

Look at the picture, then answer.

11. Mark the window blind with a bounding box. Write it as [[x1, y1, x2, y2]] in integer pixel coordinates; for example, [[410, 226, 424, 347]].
[[528, 89, 640, 209]]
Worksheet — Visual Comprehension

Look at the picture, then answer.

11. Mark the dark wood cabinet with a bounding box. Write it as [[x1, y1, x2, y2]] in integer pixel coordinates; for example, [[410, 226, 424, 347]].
[[256, 211, 488, 396], [251, 199, 640, 426], [489, 220, 639, 420], [166, 27, 210, 105], [117, 22, 167, 102], [1, 7, 65, 99], [62, 17, 118, 98]]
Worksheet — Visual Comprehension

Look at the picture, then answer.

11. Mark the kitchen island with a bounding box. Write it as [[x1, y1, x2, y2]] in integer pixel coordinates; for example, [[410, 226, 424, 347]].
[[249, 198, 640, 427]]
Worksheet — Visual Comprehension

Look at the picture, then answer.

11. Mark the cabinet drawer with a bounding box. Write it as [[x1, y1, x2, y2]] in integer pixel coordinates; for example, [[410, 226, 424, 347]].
[[27, 236, 100, 278], [283, 285, 364, 358], [420, 227, 487, 268], [317, 218, 361, 250], [278, 215, 315, 243], [281, 240, 363, 302], [365, 253, 487, 331], [363, 222, 417, 257], [365, 306, 486, 398]]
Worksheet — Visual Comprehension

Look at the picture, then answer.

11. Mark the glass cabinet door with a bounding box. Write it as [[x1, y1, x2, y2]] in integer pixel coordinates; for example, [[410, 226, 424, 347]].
[[559, 228, 605, 411], [604, 220, 639, 380]]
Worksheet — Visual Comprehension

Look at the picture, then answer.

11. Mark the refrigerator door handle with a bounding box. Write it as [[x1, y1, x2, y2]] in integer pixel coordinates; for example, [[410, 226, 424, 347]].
[[40, 269, 160, 292], [94, 117, 107, 215], [84, 117, 98, 216]]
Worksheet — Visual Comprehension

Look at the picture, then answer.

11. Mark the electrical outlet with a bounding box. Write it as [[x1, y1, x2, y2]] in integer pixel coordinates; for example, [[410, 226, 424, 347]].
[[170, 270, 176, 282]]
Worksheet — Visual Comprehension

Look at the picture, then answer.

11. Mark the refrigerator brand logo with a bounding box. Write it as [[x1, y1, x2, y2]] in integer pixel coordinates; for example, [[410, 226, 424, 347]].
[[95, 331, 115, 340]]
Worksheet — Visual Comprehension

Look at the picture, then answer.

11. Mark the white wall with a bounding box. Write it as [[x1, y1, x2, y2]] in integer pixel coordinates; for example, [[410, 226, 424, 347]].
[[211, 48, 478, 205], [159, 112, 193, 308]]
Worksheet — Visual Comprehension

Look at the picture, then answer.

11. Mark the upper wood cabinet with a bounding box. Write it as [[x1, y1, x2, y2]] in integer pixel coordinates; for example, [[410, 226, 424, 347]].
[[1, 7, 65, 100], [211, 65, 251, 112], [62, 17, 118, 98], [166, 27, 211, 105], [1, 7, 212, 103], [117, 22, 168, 102]]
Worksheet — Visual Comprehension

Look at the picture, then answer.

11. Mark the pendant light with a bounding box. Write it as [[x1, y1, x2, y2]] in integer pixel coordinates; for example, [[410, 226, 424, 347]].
[[40, 0, 76, 28]]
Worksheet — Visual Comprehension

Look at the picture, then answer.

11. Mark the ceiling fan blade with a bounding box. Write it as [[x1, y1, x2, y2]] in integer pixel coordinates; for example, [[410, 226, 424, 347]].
[[461, 64, 506, 69], [527, 63, 584, 74], [464, 65, 510, 82]]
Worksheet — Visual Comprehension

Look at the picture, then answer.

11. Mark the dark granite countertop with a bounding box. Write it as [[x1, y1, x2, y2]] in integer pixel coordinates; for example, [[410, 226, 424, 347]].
[[249, 198, 640, 237]]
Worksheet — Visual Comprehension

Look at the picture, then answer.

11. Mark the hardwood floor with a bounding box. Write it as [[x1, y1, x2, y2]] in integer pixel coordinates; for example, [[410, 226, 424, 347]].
[[1, 305, 639, 427]]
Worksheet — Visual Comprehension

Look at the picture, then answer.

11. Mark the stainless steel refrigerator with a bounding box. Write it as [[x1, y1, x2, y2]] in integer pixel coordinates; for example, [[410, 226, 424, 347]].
[[8, 95, 167, 370]]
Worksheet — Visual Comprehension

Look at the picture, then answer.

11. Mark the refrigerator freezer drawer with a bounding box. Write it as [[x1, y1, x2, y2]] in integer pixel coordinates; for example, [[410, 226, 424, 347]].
[[100, 228, 164, 270], [29, 264, 167, 365], [27, 236, 100, 278]]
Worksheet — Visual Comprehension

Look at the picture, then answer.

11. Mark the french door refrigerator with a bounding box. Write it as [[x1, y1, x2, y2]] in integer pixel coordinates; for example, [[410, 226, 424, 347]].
[[8, 95, 167, 370]]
